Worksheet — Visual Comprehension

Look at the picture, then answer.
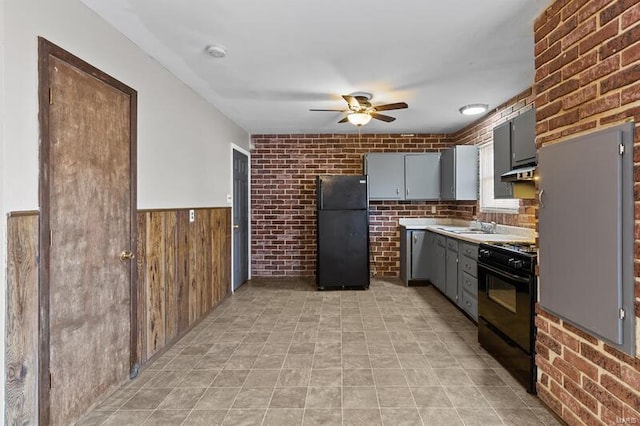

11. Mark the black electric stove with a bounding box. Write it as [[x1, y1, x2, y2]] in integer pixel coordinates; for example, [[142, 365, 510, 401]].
[[478, 242, 537, 276], [477, 241, 538, 394]]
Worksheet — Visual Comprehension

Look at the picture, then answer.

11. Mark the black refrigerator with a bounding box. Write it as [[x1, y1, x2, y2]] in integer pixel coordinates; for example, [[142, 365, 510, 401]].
[[316, 175, 370, 290]]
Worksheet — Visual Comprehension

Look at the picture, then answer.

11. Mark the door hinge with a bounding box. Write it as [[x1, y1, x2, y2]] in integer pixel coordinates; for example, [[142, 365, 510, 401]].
[[49, 88, 53, 105], [619, 144, 625, 155], [619, 308, 626, 320]]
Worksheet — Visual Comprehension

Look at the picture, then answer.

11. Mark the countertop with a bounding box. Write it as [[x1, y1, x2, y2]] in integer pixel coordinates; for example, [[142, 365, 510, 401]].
[[398, 218, 535, 245]]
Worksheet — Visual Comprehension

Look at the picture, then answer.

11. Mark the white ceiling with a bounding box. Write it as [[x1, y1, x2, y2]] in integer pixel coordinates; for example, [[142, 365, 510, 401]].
[[81, 0, 549, 134]]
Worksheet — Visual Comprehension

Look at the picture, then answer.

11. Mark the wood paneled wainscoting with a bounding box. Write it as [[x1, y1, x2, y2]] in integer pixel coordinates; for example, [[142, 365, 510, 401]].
[[5, 208, 231, 423], [136, 207, 231, 364], [5, 212, 39, 425]]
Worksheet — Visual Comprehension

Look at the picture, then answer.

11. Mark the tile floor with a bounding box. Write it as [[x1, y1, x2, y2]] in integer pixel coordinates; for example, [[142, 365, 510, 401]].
[[78, 278, 562, 426]]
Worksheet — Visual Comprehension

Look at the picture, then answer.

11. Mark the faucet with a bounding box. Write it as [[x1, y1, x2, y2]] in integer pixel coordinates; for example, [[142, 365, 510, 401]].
[[480, 221, 497, 234]]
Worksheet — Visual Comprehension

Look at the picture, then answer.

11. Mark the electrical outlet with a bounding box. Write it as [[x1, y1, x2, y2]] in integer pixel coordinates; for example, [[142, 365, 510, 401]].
[[189, 209, 195, 223], [431, 205, 436, 214]]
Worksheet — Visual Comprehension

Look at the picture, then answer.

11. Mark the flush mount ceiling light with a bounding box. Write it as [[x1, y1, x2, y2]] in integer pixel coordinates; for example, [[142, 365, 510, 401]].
[[459, 103, 489, 115], [347, 112, 372, 126], [205, 44, 227, 58]]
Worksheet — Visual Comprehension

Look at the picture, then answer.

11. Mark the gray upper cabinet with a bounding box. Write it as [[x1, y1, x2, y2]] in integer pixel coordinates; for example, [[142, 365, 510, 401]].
[[511, 108, 537, 168], [440, 145, 478, 200], [365, 152, 440, 201], [538, 122, 635, 356], [364, 153, 405, 199], [493, 121, 514, 199], [405, 154, 440, 200]]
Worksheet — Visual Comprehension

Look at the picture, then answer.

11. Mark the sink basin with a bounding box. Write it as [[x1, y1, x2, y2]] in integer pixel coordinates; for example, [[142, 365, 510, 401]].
[[437, 227, 490, 234]]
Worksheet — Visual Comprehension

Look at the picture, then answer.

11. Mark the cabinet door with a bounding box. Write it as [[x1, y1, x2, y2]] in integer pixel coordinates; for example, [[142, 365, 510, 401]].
[[433, 244, 446, 292], [493, 121, 514, 199], [454, 146, 479, 201], [405, 154, 440, 200], [439, 149, 455, 200], [512, 108, 536, 167], [365, 153, 405, 200], [425, 231, 434, 282], [445, 248, 458, 302], [410, 231, 428, 279], [539, 123, 634, 353]]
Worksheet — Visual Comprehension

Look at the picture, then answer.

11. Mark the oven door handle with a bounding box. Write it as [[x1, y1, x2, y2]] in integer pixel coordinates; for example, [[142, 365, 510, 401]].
[[478, 262, 531, 284]]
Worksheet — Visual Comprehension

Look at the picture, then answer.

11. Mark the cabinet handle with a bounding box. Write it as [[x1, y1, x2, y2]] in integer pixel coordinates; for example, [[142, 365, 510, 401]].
[[451, 186, 454, 195], [414, 234, 417, 243], [466, 301, 471, 307], [396, 188, 400, 195], [539, 189, 545, 208], [406, 188, 410, 196]]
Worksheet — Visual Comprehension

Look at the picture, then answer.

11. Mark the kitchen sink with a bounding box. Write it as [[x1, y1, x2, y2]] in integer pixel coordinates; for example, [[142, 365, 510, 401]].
[[437, 227, 491, 234]]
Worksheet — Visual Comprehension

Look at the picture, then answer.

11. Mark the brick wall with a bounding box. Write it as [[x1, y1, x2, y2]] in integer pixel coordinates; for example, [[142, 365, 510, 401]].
[[250, 92, 543, 278], [533, 0, 640, 424], [250, 134, 461, 277], [450, 89, 538, 228]]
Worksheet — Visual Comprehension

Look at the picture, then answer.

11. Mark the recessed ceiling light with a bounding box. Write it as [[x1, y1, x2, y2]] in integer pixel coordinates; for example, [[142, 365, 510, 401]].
[[459, 104, 489, 115], [205, 44, 227, 58]]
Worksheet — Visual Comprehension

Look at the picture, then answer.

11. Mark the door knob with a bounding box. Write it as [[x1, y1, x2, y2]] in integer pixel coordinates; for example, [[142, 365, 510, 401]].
[[120, 250, 135, 261], [233, 224, 240, 229]]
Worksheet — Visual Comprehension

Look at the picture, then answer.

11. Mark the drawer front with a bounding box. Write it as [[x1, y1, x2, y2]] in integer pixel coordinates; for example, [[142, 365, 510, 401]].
[[460, 271, 478, 297], [461, 242, 478, 259], [435, 234, 446, 247], [446, 238, 458, 252], [461, 290, 478, 320], [460, 256, 477, 277]]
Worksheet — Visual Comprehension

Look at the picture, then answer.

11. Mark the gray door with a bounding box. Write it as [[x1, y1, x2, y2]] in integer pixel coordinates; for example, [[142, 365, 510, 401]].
[[233, 149, 249, 290], [410, 231, 428, 280], [445, 248, 458, 301], [405, 154, 440, 200], [365, 153, 405, 200], [511, 108, 537, 167], [493, 121, 514, 199], [440, 149, 455, 200], [539, 124, 634, 349]]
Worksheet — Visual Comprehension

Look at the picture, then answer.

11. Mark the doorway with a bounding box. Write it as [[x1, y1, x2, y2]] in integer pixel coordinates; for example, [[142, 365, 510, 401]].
[[38, 38, 137, 425], [232, 148, 249, 290]]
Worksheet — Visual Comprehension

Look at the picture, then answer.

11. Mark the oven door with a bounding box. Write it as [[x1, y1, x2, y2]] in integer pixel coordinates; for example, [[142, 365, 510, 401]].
[[478, 261, 534, 353]]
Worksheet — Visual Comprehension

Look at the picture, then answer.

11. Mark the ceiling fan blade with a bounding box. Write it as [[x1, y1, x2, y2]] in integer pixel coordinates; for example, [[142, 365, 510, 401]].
[[370, 112, 396, 122], [309, 109, 346, 112], [342, 95, 361, 110], [373, 102, 408, 112], [338, 116, 349, 123]]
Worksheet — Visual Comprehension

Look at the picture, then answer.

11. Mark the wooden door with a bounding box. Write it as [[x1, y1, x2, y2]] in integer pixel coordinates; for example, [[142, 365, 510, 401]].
[[38, 39, 137, 425]]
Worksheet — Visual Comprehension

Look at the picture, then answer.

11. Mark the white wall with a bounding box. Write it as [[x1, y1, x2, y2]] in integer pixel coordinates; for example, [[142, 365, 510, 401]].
[[0, 0, 6, 421], [2, 0, 250, 420], [4, 0, 250, 211]]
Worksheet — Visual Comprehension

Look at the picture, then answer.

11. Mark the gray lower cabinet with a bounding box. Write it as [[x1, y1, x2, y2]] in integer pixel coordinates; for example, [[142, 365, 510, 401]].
[[432, 235, 446, 293], [428, 233, 479, 321], [440, 145, 479, 200], [400, 229, 430, 285], [458, 242, 479, 321], [445, 238, 459, 302]]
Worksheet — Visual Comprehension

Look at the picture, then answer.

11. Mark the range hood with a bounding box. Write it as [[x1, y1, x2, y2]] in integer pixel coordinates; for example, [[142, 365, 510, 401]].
[[501, 165, 536, 182]]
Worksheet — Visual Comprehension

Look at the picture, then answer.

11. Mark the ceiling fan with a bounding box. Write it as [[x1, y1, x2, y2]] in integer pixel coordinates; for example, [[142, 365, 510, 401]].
[[310, 93, 408, 126]]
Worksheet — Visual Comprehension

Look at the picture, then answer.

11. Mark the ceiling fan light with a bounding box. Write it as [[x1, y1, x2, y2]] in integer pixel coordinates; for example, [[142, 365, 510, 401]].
[[347, 112, 372, 126], [459, 103, 489, 115]]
